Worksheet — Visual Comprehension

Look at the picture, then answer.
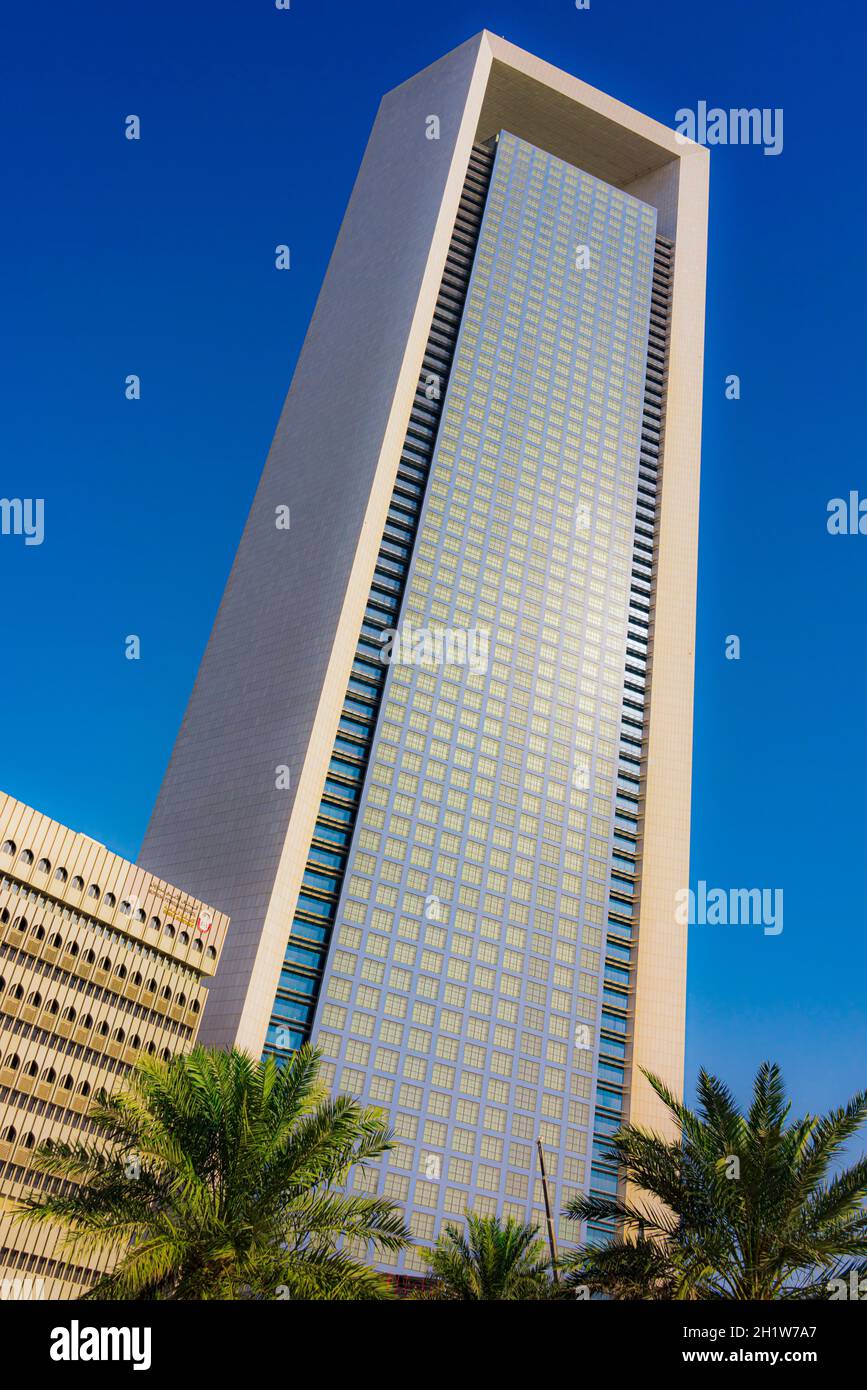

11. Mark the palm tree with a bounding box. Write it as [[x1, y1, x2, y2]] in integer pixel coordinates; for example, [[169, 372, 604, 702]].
[[17, 1045, 409, 1300], [563, 1062, 867, 1300], [417, 1212, 556, 1299]]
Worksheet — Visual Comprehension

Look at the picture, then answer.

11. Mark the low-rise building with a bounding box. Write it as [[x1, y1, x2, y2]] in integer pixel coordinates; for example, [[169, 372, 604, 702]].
[[0, 792, 228, 1298]]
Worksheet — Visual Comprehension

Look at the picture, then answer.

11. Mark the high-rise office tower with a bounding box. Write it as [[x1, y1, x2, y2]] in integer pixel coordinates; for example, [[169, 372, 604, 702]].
[[141, 33, 707, 1273]]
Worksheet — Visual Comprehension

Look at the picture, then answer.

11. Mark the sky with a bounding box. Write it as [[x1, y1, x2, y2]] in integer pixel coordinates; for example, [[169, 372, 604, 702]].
[[1, 0, 865, 1124]]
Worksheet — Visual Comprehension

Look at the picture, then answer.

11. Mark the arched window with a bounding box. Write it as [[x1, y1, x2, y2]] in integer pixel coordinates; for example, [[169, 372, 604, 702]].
[[96, 1021, 110, 1037], [11, 916, 26, 932], [130, 1035, 141, 1050], [131, 972, 143, 987], [82, 949, 96, 965], [81, 1014, 94, 1029], [60, 1074, 74, 1090], [192, 938, 203, 953], [102, 891, 115, 907], [77, 1080, 91, 1097], [54, 867, 68, 883], [176, 992, 187, 1007], [49, 933, 63, 949], [36, 858, 50, 873], [0, 976, 5, 993], [21, 1132, 35, 1149], [191, 999, 201, 1014], [87, 884, 99, 899], [45, 999, 60, 1016], [0, 840, 15, 855], [61, 1007, 76, 1023], [113, 963, 127, 980], [164, 923, 176, 938], [149, 916, 161, 931], [119, 900, 132, 915], [24, 1060, 38, 1077], [145, 979, 157, 993], [30, 924, 45, 941], [0, 908, 8, 924], [1, 1126, 17, 1143], [98, 957, 112, 972], [18, 849, 34, 865], [145, 1041, 157, 1055], [66, 941, 79, 957], [10, 983, 24, 1000], [26, 991, 43, 1008], [161, 1048, 171, 1062], [4, 1053, 20, 1070], [112, 1028, 126, 1044], [134, 908, 146, 922], [179, 932, 190, 946], [161, 985, 172, 1000], [71, 876, 84, 890], [41, 1067, 56, 1084], [206, 945, 217, 960]]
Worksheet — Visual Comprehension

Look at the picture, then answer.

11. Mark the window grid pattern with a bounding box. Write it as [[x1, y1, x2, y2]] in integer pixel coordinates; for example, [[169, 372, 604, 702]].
[[262, 144, 497, 1060], [586, 233, 674, 1238], [305, 131, 659, 1271]]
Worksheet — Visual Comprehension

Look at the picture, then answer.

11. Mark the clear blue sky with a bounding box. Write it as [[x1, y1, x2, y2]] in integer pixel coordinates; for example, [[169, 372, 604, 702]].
[[2, 0, 865, 1121]]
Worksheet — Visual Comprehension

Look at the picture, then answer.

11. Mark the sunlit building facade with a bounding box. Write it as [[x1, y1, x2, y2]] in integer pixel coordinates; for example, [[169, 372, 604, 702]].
[[0, 794, 228, 1297], [141, 33, 708, 1274]]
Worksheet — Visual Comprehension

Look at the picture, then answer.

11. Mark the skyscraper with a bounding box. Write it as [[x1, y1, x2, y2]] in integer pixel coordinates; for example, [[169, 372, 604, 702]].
[[141, 33, 707, 1273]]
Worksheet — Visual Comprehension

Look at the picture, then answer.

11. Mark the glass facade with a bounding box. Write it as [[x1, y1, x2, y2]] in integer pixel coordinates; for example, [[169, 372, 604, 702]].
[[269, 130, 664, 1273]]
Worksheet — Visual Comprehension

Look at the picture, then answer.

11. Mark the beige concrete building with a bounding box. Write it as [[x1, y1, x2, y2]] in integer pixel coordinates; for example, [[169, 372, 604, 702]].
[[0, 793, 228, 1298], [141, 33, 707, 1268]]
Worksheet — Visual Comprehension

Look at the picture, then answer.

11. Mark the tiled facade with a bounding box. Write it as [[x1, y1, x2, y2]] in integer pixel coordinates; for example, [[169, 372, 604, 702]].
[[140, 33, 707, 1270], [304, 132, 661, 1272], [0, 794, 228, 1298]]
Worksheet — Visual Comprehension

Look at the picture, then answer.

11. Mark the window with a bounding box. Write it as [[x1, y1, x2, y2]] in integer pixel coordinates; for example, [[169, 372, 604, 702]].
[[54, 867, 68, 883], [18, 849, 34, 865], [1, 840, 15, 855], [36, 858, 50, 873]]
